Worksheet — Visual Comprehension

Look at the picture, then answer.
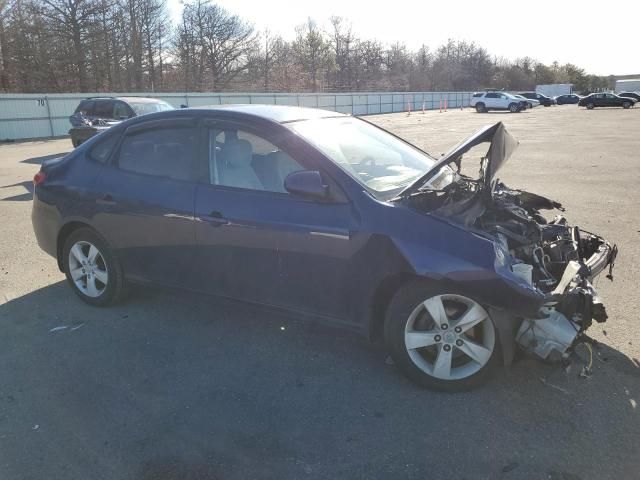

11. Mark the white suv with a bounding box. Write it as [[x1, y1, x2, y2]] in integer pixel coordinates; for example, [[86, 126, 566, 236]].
[[470, 91, 524, 113]]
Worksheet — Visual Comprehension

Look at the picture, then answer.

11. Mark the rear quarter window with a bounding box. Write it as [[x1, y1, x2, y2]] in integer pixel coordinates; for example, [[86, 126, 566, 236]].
[[88, 133, 120, 164], [472, 93, 483, 97]]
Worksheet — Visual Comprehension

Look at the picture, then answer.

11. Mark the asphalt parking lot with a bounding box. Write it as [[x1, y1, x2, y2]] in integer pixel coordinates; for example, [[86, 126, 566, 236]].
[[1, 105, 639, 480]]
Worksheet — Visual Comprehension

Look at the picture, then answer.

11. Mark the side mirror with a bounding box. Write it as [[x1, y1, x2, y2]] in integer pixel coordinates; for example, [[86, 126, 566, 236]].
[[284, 170, 329, 201]]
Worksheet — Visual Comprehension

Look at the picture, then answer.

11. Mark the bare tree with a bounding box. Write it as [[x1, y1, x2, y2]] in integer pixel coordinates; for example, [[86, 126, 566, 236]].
[[293, 18, 332, 92], [38, 0, 102, 91], [0, 4, 611, 94]]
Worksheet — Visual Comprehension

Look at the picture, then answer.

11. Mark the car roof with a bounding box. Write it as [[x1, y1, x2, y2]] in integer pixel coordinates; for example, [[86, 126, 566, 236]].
[[116, 97, 169, 103], [82, 96, 168, 104], [193, 104, 347, 123]]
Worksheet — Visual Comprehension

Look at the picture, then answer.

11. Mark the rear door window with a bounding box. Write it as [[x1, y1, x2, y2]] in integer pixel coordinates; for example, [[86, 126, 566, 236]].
[[94, 100, 115, 118], [117, 125, 198, 182], [75, 100, 95, 115]]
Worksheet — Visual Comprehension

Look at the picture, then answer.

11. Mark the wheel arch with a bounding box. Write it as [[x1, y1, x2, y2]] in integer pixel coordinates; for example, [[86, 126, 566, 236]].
[[56, 221, 97, 271], [368, 273, 438, 343], [368, 274, 521, 366]]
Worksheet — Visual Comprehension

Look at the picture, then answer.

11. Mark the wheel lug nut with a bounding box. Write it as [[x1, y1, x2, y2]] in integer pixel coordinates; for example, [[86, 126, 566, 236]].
[[434, 335, 441, 342], [441, 324, 448, 330], [456, 339, 463, 347], [455, 326, 462, 333], [443, 344, 451, 352]]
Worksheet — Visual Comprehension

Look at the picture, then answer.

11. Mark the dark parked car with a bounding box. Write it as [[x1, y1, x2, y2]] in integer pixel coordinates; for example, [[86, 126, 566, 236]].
[[68, 96, 174, 147], [518, 92, 555, 106], [618, 91, 640, 102], [554, 94, 581, 105], [578, 92, 637, 109], [32, 106, 617, 391]]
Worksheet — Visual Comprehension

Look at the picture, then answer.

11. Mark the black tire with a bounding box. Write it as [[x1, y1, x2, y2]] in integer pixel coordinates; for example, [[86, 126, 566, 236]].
[[62, 227, 127, 306], [71, 138, 79, 148], [384, 281, 500, 392], [527, 102, 533, 109], [475, 103, 486, 113], [508, 103, 519, 113], [622, 101, 631, 109], [586, 102, 595, 110]]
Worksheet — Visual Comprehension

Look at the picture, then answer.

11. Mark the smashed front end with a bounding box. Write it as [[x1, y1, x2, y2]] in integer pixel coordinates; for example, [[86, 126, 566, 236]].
[[480, 185, 617, 362], [402, 122, 618, 363]]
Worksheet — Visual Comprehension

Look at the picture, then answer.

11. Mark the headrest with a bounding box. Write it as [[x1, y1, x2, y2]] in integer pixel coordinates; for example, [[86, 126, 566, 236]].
[[222, 140, 253, 168], [271, 150, 301, 179]]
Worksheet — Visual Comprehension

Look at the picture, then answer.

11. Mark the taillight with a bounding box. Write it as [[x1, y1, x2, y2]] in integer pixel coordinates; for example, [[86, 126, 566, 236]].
[[33, 171, 46, 186]]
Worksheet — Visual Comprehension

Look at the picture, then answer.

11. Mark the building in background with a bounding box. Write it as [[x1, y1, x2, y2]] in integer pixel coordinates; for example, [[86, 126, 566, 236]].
[[535, 84, 573, 97], [614, 79, 640, 93]]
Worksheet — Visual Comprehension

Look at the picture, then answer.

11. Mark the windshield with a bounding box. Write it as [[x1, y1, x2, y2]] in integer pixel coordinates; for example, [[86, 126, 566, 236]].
[[129, 101, 174, 115], [288, 117, 436, 198]]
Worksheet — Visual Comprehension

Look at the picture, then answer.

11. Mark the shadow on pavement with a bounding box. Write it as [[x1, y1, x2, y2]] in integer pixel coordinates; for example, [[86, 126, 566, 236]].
[[20, 152, 70, 165], [1, 180, 33, 201], [0, 281, 638, 479]]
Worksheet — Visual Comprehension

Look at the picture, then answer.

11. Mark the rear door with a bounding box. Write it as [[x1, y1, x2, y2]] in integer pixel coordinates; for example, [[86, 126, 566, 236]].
[[484, 93, 499, 108], [91, 118, 199, 287], [593, 94, 605, 107]]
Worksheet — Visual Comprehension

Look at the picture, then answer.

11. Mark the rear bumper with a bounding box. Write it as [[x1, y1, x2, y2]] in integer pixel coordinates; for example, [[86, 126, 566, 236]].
[[68, 126, 99, 143], [31, 193, 60, 259]]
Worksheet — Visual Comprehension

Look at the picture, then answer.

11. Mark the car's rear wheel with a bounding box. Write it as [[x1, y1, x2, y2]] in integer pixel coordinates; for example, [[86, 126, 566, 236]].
[[508, 103, 519, 113], [62, 228, 126, 306], [586, 102, 595, 109], [475, 103, 486, 113], [622, 101, 631, 109], [384, 282, 499, 391]]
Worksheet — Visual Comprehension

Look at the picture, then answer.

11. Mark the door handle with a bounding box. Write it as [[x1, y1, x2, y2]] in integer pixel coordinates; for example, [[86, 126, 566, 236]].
[[202, 210, 228, 226], [96, 194, 116, 206]]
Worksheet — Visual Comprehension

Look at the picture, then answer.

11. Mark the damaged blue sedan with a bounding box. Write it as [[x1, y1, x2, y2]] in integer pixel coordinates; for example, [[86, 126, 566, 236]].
[[31, 106, 617, 391]]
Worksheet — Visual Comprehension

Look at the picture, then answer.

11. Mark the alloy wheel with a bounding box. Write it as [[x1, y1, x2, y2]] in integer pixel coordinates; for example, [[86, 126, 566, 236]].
[[403, 294, 495, 381], [68, 240, 109, 298]]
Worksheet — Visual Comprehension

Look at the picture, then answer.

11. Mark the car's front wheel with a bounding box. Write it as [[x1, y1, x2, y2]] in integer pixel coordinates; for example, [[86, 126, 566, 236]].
[[508, 103, 519, 113], [622, 101, 631, 109], [586, 102, 595, 109], [384, 282, 499, 391], [62, 227, 126, 306]]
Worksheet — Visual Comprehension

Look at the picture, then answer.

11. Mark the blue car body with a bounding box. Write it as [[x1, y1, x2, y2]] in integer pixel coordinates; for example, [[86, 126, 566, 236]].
[[31, 106, 607, 351]]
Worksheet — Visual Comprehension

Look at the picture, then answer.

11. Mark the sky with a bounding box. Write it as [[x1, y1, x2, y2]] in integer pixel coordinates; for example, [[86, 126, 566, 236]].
[[166, 0, 639, 76]]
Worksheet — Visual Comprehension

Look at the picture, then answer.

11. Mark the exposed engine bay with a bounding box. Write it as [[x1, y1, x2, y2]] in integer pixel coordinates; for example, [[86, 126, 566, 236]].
[[477, 184, 616, 362], [402, 122, 618, 365]]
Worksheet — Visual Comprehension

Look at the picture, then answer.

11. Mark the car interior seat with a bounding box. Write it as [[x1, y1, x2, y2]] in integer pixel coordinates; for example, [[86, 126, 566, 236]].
[[218, 139, 263, 190]]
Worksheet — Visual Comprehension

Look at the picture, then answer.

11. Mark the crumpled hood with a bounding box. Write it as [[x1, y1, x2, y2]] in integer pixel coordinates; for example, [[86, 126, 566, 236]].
[[400, 122, 519, 197]]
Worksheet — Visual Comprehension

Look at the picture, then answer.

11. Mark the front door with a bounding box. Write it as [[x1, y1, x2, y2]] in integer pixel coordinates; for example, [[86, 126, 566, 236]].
[[91, 118, 199, 287], [193, 123, 356, 320]]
